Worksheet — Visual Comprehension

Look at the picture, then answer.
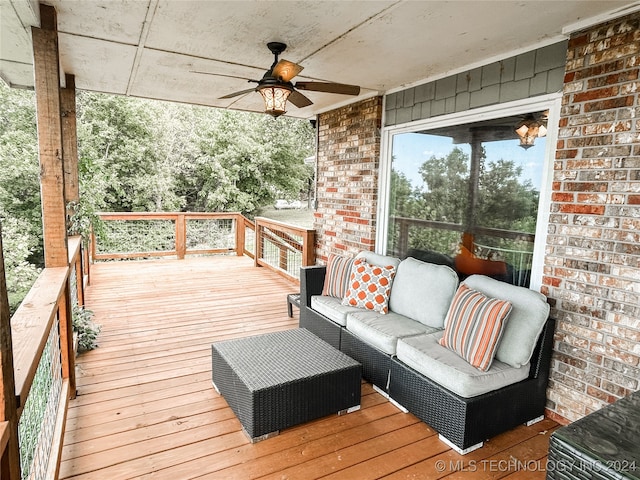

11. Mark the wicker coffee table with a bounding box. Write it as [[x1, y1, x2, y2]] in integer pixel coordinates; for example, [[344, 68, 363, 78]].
[[211, 328, 362, 442]]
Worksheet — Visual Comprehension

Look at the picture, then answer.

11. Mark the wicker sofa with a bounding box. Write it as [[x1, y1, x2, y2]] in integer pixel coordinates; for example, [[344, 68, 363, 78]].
[[299, 251, 555, 454]]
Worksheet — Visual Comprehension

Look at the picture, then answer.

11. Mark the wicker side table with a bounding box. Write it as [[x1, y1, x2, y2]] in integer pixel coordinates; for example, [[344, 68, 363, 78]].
[[211, 328, 361, 442], [547, 390, 640, 480]]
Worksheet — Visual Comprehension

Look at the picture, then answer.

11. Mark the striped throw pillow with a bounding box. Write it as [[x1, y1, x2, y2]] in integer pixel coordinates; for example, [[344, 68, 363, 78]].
[[322, 254, 355, 298], [439, 284, 512, 371]]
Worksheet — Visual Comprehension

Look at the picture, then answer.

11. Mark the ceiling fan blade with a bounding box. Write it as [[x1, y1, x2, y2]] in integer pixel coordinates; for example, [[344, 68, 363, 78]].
[[295, 81, 360, 96], [219, 87, 256, 99], [272, 59, 304, 82], [288, 90, 313, 108]]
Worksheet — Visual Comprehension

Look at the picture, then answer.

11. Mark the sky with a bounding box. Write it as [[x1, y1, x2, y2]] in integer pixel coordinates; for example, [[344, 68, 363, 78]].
[[392, 132, 546, 191]]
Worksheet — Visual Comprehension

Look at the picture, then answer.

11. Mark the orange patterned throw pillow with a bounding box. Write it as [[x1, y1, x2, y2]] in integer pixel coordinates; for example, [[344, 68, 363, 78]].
[[342, 258, 396, 314], [439, 284, 512, 371]]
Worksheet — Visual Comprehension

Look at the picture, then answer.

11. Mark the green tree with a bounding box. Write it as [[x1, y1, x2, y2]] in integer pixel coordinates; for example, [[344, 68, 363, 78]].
[[0, 82, 42, 265], [418, 147, 469, 224]]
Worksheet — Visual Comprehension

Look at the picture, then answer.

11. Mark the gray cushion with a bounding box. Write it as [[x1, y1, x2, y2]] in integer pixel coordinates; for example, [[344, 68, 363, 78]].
[[462, 275, 550, 368], [355, 251, 401, 269], [389, 257, 459, 328], [310, 295, 361, 327], [345, 310, 437, 355], [396, 332, 530, 398]]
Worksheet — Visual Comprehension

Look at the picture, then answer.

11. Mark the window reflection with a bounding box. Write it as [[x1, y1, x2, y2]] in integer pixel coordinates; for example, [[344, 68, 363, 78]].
[[387, 112, 547, 287]]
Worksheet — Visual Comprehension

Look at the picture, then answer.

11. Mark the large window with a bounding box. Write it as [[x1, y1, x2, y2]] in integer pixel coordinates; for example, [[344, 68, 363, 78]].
[[382, 106, 554, 287]]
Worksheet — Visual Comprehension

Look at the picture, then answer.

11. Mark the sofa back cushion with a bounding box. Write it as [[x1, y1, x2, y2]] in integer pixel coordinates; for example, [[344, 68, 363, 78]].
[[389, 257, 459, 328], [355, 251, 402, 269], [462, 275, 550, 368]]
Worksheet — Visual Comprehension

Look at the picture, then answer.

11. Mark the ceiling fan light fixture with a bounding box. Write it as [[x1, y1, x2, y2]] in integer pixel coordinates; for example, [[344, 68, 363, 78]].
[[258, 84, 292, 118]]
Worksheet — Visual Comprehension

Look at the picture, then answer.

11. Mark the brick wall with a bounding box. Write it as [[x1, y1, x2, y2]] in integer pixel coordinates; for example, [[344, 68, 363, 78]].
[[314, 97, 383, 262], [544, 12, 640, 423]]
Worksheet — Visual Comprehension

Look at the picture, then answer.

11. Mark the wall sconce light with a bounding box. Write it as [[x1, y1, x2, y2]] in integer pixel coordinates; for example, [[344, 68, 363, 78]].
[[515, 114, 547, 150], [258, 84, 292, 118]]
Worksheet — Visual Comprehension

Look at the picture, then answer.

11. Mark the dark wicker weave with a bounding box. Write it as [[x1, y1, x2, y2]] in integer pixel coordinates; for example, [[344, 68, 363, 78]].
[[340, 328, 392, 392], [211, 328, 361, 441], [547, 390, 640, 480], [389, 317, 555, 450]]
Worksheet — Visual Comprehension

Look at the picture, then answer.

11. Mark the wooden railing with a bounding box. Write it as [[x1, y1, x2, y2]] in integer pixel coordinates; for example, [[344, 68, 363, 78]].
[[91, 212, 314, 283], [91, 212, 247, 260], [392, 216, 535, 258], [254, 217, 315, 282], [1, 236, 84, 479], [390, 216, 535, 286]]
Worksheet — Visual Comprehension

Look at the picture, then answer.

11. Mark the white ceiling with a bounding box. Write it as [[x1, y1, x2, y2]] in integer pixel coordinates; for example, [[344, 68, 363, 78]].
[[2, 0, 640, 119]]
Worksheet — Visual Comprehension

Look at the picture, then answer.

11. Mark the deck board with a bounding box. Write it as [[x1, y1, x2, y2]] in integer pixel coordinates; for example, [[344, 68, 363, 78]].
[[60, 255, 557, 479]]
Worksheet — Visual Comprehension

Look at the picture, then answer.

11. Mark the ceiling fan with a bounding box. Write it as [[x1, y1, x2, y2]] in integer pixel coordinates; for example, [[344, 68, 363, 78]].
[[195, 42, 360, 117]]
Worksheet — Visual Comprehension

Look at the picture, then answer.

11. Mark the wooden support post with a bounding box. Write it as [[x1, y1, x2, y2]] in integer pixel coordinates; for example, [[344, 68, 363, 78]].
[[0, 225, 21, 480], [235, 215, 245, 256], [33, 3, 76, 397], [61, 74, 79, 213], [32, 4, 68, 269]]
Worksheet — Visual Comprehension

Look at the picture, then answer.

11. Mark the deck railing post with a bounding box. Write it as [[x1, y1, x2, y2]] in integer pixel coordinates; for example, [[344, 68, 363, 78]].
[[302, 229, 315, 267], [74, 244, 84, 307], [176, 214, 186, 259], [235, 214, 245, 256], [255, 220, 263, 268], [279, 242, 288, 271], [0, 224, 20, 480], [57, 281, 76, 398]]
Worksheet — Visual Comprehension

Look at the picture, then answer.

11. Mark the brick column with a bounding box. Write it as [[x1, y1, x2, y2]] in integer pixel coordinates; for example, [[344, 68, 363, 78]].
[[314, 97, 383, 262], [544, 13, 640, 423]]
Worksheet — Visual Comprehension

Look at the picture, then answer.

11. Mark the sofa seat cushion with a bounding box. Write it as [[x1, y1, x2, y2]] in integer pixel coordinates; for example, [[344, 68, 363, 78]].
[[310, 295, 361, 327], [389, 257, 459, 329], [345, 310, 438, 355], [462, 275, 550, 368], [396, 331, 529, 398]]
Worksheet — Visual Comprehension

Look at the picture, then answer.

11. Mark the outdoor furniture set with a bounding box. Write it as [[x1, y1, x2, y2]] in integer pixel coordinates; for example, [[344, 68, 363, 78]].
[[210, 249, 554, 453], [299, 251, 555, 454]]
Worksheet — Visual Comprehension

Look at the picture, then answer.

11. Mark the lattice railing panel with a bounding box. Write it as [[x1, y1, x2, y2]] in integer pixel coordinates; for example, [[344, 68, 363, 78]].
[[18, 316, 62, 480], [186, 218, 235, 251], [96, 220, 175, 255], [259, 226, 303, 278]]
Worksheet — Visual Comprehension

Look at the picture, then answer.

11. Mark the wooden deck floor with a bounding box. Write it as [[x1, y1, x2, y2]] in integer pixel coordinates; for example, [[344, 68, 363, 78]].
[[60, 255, 558, 479]]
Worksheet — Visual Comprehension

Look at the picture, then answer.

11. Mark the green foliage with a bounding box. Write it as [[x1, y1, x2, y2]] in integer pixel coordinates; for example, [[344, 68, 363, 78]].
[[72, 305, 101, 352], [67, 198, 106, 243], [0, 82, 43, 267], [76, 93, 315, 216], [390, 146, 540, 257], [0, 215, 41, 314]]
